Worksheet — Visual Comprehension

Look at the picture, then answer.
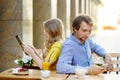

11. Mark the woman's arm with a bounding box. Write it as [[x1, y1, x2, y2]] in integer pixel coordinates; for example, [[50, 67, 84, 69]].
[[22, 45, 43, 69]]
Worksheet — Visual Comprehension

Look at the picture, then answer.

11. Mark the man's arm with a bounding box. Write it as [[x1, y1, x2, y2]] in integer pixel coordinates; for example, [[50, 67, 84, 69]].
[[104, 53, 113, 73], [89, 38, 106, 57]]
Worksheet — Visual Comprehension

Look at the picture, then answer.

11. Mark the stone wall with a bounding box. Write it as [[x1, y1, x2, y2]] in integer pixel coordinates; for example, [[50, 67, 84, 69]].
[[0, 0, 23, 72]]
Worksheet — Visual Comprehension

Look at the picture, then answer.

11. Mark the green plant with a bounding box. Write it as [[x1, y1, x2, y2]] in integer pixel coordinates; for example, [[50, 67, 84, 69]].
[[15, 55, 34, 66]]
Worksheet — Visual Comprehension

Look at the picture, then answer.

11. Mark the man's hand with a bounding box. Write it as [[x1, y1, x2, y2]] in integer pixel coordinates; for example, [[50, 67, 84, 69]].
[[88, 65, 105, 75], [104, 54, 113, 73]]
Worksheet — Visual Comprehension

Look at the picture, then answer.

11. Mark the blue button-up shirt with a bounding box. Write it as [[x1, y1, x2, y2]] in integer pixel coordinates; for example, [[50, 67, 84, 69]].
[[56, 34, 106, 74]]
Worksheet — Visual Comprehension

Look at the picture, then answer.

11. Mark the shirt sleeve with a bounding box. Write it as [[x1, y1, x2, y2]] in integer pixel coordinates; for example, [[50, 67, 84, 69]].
[[89, 38, 107, 57], [45, 42, 62, 64], [56, 43, 78, 74]]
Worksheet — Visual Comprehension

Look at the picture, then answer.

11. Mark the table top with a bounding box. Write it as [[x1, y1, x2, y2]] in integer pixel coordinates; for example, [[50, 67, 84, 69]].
[[0, 68, 120, 80], [67, 73, 120, 80], [0, 68, 68, 80]]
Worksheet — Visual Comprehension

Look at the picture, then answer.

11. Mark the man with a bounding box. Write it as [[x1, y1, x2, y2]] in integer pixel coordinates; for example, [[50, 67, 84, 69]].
[[56, 14, 113, 75]]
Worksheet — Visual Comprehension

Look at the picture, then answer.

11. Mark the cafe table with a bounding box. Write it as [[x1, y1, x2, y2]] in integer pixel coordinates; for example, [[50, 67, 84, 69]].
[[1, 69, 120, 80], [0, 68, 68, 80], [66, 73, 120, 80]]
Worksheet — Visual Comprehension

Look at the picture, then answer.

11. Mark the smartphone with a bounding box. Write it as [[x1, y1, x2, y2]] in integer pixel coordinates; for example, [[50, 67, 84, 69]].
[[96, 63, 103, 66], [15, 35, 28, 55]]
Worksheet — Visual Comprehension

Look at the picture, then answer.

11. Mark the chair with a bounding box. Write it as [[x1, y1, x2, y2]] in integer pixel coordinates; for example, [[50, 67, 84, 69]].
[[109, 53, 120, 74], [92, 53, 120, 74]]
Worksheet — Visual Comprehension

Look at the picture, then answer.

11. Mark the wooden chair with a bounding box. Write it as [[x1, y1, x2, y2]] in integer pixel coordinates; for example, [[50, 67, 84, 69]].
[[109, 53, 120, 74]]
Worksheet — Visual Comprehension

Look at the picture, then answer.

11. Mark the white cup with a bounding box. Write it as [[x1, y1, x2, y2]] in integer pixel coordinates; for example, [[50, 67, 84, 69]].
[[74, 68, 87, 79], [28, 69, 34, 76], [12, 68, 19, 74], [40, 70, 50, 78]]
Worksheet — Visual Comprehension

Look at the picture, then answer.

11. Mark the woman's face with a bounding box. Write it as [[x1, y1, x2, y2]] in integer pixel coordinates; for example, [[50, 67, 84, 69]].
[[45, 30, 50, 41]]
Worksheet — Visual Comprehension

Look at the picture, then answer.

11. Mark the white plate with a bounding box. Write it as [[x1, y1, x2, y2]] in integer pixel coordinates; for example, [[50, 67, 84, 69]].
[[12, 71, 29, 75], [12, 68, 28, 75]]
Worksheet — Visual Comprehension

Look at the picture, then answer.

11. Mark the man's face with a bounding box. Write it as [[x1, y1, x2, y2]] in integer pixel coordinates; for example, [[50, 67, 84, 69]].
[[74, 21, 92, 43]]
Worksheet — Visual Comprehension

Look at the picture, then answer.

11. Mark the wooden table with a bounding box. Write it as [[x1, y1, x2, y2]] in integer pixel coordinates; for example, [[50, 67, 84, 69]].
[[0, 68, 68, 80], [67, 73, 120, 80], [0, 68, 120, 80]]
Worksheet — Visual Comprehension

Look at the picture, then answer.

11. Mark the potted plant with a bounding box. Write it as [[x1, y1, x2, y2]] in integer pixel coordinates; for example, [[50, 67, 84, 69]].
[[14, 55, 34, 69]]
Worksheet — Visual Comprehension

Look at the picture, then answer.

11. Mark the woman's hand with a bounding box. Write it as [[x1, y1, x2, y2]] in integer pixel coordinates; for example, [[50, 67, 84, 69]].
[[22, 44, 35, 55], [22, 44, 43, 69]]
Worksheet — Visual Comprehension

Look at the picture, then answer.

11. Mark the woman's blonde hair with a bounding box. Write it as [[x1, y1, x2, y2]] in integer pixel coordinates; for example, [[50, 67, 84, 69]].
[[43, 18, 64, 49]]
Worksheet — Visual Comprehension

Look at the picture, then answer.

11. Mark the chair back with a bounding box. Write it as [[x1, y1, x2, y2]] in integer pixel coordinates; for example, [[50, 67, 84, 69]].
[[109, 53, 120, 74], [92, 53, 120, 74]]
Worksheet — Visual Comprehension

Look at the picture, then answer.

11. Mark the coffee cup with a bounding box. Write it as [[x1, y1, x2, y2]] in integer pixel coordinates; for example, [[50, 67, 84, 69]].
[[40, 70, 50, 78]]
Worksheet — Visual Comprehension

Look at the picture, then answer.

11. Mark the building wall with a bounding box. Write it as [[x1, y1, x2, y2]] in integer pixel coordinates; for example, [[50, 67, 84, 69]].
[[33, 0, 52, 49], [0, 0, 23, 72], [0, 0, 101, 72]]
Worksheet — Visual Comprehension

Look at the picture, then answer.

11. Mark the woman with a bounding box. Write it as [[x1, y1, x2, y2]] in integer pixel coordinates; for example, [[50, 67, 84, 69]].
[[22, 18, 64, 70]]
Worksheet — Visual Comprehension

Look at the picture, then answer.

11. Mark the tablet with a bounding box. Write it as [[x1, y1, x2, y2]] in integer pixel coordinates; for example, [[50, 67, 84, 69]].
[[16, 35, 28, 55]]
